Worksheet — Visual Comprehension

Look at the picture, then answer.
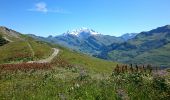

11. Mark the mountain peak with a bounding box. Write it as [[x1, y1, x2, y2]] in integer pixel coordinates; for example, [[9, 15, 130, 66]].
[[142, 25, 170, 34], [63, 28, 99, 37], [164, 25, 170, 29], [0, 26, 21, 39], [120, 33, 138, 41], [0, 26, 11, 32]]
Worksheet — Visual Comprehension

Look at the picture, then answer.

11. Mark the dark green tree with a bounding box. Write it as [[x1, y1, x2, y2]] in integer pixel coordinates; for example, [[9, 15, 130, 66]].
[[0, 34, 8, 46]]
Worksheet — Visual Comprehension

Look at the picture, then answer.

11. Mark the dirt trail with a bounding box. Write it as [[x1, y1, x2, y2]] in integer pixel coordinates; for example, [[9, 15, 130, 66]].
[[27, 42, 35, 57], [28, 48, 59, 63], [3, 37, 13, 42]]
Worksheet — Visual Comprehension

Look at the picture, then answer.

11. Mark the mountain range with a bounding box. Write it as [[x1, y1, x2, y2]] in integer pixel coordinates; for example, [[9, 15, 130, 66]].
[[29, 25, 170, 66], [98, 25, 170, 66], [2, 26, 169, 99], [29, 28, 136, 55], [0, 26, 117, 72]]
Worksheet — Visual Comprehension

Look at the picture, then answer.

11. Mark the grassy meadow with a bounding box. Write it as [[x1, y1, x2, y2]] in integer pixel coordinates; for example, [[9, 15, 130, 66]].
[[0, 27, 169, 100], [0, 46, 169, 100], [0, 36, 53, 64], [0, 63, 169, 100]]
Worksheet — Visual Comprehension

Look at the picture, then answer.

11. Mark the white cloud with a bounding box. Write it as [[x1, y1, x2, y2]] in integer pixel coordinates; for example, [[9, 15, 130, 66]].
[[28, 2, 48, 13], [28, 2, 71, 14], [35, 2, 48, 13]]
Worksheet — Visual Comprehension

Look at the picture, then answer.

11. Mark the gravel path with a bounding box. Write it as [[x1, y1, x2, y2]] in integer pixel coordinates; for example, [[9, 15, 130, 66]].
[[27, 42, 35, 57], [28, 48, 59, 63], [3, 37, 13, 42]]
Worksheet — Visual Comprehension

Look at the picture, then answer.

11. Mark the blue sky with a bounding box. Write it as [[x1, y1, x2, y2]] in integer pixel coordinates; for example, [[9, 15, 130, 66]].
[[0, 0, 170, 37]]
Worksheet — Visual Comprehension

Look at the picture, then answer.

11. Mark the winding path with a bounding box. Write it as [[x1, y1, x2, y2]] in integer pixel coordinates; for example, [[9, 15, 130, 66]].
[[28, 48, 59, 63], [1, 36, 59, 64], [27, 42, 35, 57], [3, 37, 13, 42]]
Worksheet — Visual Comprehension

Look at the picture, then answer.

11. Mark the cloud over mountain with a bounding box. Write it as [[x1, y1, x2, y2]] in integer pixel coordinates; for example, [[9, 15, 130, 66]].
[[28, 2, 71, 14]]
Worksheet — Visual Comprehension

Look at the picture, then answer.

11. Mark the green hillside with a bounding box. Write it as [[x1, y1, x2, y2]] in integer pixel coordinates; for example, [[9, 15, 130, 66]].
[[53, 47, 117, 73], [105, 25, 170, 66], [132, 43, 170, 66], [0, 26, 169, 99], [0, 27, 53, 64], [0, 26, 118, 72]]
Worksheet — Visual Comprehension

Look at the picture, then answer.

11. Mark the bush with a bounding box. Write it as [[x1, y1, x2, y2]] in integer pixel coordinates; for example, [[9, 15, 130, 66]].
[[151, 76, 170, 99], [0, 35, 8, 46]]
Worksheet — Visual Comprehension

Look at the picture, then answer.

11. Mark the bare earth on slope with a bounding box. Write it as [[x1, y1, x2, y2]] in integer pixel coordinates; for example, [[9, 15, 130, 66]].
[[28, 48, 59, 63]]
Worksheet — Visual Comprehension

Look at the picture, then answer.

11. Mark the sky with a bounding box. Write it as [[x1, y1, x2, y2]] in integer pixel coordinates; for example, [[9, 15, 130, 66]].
[[0, 0, 170, 37]]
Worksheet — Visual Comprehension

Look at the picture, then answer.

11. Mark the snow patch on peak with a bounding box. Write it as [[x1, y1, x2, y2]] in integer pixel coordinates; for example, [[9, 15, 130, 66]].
[[120, 33, 138, 41], [63, 27, 100, 37]]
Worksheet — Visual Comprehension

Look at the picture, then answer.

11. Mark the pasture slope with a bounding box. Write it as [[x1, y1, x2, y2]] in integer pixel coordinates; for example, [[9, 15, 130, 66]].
[[0, 26, 169, 100]]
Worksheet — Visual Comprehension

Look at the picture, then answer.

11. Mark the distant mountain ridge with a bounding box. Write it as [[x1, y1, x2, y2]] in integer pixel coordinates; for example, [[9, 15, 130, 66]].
[[98, 25, 170, 66], [30, 28, 130, 55], [28, 25, 170, 66], [120, 33, 138, 41]]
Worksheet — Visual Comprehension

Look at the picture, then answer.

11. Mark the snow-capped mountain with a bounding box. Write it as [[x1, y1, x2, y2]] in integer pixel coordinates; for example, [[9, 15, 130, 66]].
[[28, 25, 170, 66], [28, 28, 139, 55], [31, 28, 124, 55], [120, 33, 138, 41], [62, 28, 100, 39]]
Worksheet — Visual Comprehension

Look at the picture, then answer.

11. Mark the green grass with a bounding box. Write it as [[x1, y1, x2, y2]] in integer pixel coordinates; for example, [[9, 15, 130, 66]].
[[0, 41, 32, 63], [0, 36, 169, 100], [0, 66, 169, 100], [1, 26, 169, 99], [0, 27, 53, 64], [132, 43, 170, 66], [0, 38, 53, 64], [55, 47, 118, 73], [26, 37, 53, 60]]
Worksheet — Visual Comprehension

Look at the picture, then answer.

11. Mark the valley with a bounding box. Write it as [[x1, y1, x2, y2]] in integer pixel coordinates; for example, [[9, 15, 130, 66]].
[[1, 0, 170, 99], [0, 26, 169, 99], [30, 25, 170, 67]]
